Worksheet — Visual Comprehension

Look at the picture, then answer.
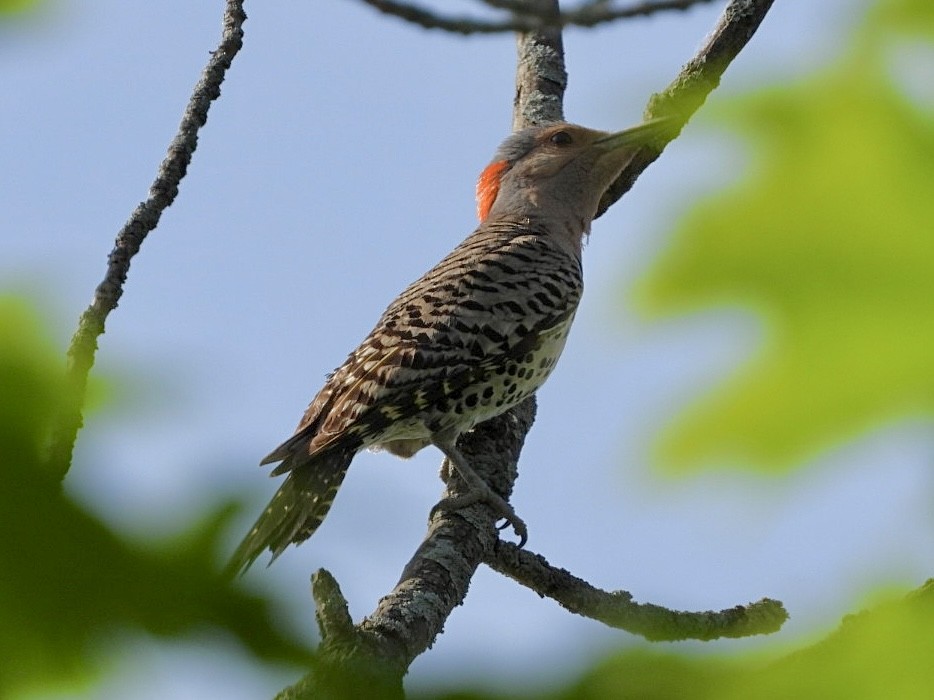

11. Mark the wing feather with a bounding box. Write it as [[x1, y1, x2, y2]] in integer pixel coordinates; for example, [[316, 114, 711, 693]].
[[263, 222, 582, 467]]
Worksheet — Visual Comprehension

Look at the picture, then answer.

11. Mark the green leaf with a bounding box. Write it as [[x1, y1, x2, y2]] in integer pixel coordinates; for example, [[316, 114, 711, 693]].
[[872, 0, 934, 37], [0, 297, 311, 697], [635, 0, 934, 471], [0, 0, 44, 18]]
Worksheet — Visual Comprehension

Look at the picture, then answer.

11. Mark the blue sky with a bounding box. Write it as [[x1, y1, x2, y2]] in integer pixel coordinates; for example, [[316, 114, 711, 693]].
[[4, 1, 932, 698]]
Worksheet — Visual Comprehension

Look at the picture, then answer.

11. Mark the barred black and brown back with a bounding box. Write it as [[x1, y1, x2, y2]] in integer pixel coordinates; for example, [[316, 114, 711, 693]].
[[285, 219, 583, 455], [230, 218, 583, 572]]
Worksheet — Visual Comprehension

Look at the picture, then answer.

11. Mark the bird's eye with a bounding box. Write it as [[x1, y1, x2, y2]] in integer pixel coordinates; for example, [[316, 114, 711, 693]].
[[550, 130, 573, 146]]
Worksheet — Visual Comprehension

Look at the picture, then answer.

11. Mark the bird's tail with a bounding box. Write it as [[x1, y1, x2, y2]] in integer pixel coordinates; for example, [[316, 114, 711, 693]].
[[227, 446, 355, 577]]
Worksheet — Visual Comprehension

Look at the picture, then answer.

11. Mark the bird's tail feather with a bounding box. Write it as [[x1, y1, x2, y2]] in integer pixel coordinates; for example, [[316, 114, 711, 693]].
[[227, 447, 355, 577]]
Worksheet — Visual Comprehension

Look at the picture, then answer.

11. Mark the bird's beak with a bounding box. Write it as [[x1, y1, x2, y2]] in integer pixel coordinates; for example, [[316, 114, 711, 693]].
[[594, 117, 675, 152]]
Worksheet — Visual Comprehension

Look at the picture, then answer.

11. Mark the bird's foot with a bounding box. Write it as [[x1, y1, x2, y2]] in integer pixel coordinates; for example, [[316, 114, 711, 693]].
[[431, 436, 529, 546], [430, 486, 528, 547]]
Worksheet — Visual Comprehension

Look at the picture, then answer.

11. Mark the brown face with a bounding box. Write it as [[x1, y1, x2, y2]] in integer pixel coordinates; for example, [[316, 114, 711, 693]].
[[516, 124, 608, 179], [476, 120, 663, 225]]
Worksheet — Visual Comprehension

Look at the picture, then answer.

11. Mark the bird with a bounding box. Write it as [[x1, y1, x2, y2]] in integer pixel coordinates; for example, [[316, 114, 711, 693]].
[[229, 118, 670, 575]]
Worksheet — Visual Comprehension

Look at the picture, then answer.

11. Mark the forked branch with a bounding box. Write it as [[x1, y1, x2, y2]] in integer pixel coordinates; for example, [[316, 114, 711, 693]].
[[596, 0, 776, 215], [295, 1, 782, 697]]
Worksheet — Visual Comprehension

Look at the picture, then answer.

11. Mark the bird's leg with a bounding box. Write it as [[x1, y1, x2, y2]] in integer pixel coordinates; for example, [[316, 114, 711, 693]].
[[430, 437, 528, 547]]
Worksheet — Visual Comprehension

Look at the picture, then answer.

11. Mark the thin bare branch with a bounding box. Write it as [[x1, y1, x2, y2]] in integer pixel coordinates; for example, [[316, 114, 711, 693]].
[[478, 0, 543, 14], [46, 1, 247, 479], [356, 0, 718, 35], [487, 542, 789, 640], [483, 0, 620, 10], [596, 0, 776, 216]]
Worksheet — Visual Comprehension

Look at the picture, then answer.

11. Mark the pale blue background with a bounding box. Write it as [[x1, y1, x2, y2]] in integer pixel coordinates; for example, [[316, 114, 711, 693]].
[[3, 1, 931, 698]]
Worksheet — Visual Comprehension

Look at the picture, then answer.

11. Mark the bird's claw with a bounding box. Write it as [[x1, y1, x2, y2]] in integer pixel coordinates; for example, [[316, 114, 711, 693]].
[[430, 488, 528, 547], [503, 516, 528, 548]]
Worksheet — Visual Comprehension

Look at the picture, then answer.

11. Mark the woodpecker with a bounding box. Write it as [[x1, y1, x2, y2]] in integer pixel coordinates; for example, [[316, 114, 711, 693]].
[[229, 119, 669, 575]]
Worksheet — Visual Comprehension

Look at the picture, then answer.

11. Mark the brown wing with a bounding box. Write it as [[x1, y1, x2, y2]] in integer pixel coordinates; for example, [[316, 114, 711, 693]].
[[263, 221, 582, 470]]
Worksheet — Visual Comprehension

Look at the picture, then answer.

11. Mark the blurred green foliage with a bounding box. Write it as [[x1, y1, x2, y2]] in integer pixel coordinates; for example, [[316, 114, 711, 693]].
[[567, 582, 934, 700], [635, 0, 934, 470], [424, 581, 934, 700], [0, 297, 310, 698], [4, 0, 931, 697], [0, 0, 43, 18]]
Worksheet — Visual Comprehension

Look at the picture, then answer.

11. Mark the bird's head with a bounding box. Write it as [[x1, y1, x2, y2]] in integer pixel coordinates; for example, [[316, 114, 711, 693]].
[[476, 119, 670, 233]]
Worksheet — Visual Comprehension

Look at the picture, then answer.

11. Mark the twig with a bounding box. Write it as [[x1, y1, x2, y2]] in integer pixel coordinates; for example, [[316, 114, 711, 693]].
[[484, 0, 621, 10], [275, 571, 404, 700], [487, 542, 788, 640], [596, 0, 776, 216], [45, 1, 247, 479], [356, 0, 718, 35]]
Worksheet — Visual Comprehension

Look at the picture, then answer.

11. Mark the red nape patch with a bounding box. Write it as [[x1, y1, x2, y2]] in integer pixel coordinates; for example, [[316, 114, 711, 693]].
[[475, 160, 509, 222]]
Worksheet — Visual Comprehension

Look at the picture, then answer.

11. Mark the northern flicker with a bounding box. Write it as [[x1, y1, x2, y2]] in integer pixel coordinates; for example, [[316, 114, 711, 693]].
[[229, 119, 669, 575]]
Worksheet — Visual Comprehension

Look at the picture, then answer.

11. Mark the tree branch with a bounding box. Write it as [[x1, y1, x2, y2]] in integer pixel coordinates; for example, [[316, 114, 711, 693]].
[[285, 0, 780, 696], [512, 0, 567, 128], [282, 399, 538, 698], [356, 0, 718, 35], [596, 0, 775, 216], [487, 542, 788, 640], [281, 6, 564, 696], [45, 1, 247, 480]]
